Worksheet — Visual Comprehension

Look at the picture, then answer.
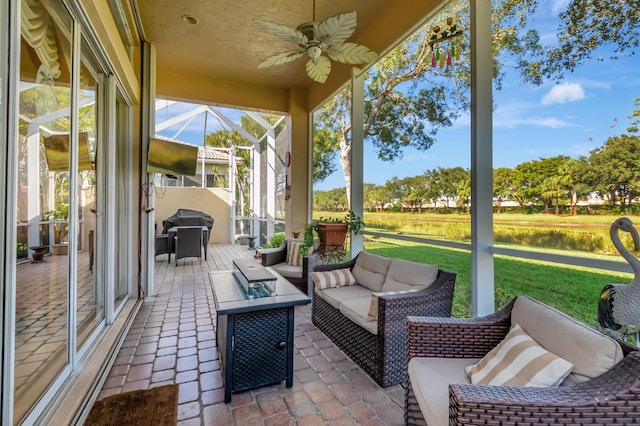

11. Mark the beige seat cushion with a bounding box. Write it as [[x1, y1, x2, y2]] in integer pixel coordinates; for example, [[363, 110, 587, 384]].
[[512, 295, 623, 384], [270, 262, 302, 279], [351, 252, 392, 292], [367, 289, 419, 320], [408, 357, 480, 426], [314, 284, 373, 309], [381, 259, 438, 292], [339, 296, 378, 335]]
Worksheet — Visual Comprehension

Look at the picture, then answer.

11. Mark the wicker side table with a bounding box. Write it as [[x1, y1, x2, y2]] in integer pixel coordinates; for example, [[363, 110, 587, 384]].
[[209, 269, 310, 403]]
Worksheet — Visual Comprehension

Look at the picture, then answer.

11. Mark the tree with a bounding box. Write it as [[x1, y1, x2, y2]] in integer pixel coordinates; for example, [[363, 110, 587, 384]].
[[313, 0, 543, 206], [438, 167, 469, 210], [587, 134, 640, 205], [629, 97, 640, 134], [363, 183, 382, 212], [204, 113, 285, 220], [313, 188, 348, 212], [514, 156, 569, 212], [313, 128, 338, 184], [493, 167, 516, 213], [557, 157, 590, 215], [529, 0, 640, 82], [401, 176, 429, 213], [541, 176, 565, 215]]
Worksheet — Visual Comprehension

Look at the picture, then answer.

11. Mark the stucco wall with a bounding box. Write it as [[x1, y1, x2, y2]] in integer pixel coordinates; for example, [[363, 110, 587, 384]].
[[154, 187, 231, 243]]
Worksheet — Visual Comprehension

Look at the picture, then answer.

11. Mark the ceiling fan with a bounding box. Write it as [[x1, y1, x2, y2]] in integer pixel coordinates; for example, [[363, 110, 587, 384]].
[[255, 7, 379, 84]]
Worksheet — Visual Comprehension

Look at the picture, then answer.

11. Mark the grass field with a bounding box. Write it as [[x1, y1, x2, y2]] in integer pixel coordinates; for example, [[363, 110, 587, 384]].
[[316, 211, 640, 255], [313, 211, 640, 327], [363, 235, 633, 327]]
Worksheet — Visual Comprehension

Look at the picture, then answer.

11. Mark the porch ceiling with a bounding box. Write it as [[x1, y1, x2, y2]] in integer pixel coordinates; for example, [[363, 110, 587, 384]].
[[134, 0, 442, 111]]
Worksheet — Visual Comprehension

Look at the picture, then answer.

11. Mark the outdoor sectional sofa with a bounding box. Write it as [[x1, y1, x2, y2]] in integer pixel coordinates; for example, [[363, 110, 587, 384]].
[[405, 295, 640, 425], [310, 251, 456, 387]]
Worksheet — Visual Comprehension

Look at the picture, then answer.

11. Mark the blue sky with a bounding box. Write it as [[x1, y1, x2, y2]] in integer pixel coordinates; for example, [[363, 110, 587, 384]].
[[156, 0, 640, 192]]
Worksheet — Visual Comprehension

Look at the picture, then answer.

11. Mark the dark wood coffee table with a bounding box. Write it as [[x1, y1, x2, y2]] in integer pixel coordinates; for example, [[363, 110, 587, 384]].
[[209, 266, 310, 403]]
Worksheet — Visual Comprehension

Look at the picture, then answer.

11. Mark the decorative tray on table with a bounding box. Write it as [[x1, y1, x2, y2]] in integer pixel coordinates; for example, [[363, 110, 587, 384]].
[[232, 259, 277, 298]]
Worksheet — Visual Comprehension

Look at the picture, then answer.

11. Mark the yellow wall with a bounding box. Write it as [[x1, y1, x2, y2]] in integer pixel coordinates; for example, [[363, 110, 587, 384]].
[[154, 187, 232, 243], [286, 88, 310, 237]]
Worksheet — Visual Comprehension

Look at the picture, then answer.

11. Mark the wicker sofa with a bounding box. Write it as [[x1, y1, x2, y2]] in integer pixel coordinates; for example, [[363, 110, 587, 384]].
[[260, 239, 318, 296], [311, 251, 456, 387], [406, 295, 640, 425]]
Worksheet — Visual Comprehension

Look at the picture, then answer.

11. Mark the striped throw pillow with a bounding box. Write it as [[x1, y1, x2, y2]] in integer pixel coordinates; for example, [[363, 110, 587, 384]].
[[287, 241, 303, 266], [310, 269, 356, 290], [367, 289, 420, 320], [465, 323, 574, 387]]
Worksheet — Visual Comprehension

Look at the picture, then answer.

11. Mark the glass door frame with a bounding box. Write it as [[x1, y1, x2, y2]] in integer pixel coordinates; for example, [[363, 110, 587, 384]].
[[2, 1, 133, 423]]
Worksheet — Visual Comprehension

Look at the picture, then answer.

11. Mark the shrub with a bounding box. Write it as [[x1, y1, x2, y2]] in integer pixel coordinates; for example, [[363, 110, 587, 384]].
[[262, 232, 284, 248]]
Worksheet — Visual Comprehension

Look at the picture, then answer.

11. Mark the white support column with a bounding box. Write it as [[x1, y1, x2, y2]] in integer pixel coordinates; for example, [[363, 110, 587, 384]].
[[350, 68, 364, 256], [26, 125, 40, 251], [470, 0, 495, 317], [141, 42, 156, 297], [229, 146, 236, 243], [266, 127, 276, 240], [200, 153, 206, 188], [251, 146, 261, 238]]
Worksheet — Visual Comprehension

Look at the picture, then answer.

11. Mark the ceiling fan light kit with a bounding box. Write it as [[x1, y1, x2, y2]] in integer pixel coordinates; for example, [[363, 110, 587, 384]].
[[256, 10, 379, 83]]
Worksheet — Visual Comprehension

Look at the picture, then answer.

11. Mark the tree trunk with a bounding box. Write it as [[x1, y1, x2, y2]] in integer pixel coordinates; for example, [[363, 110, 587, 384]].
[[339, 138, 352, 208]]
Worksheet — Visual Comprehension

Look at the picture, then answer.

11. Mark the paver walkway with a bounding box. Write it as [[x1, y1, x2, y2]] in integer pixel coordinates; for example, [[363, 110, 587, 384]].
[[97, 243, 405, 425]]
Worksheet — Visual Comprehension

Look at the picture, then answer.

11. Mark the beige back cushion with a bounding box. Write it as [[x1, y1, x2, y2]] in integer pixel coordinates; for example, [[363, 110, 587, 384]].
[[381, 259, 438, 292], [351, 252, 392, 292], [511, 295, 623, 384]]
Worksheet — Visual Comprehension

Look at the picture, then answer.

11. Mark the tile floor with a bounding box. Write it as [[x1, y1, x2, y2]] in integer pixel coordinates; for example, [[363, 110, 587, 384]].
[[97, 243, 405, 425]]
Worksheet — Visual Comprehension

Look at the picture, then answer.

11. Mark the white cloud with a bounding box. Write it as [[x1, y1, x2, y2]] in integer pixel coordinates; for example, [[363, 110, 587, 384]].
[[541, 83, 586, 105], [494, 115, 572, 129], [537, 117, 570, 128], [492, 100, 573, 128]]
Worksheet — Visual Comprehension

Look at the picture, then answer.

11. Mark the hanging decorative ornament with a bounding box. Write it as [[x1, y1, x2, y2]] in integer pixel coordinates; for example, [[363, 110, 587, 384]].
[[429, 17, 464, 68]]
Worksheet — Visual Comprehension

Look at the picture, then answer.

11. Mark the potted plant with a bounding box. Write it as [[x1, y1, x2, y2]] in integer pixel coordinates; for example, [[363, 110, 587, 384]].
[[46, 203, 69, 255], [346, 210, 365, 235], [316, 210, 365, 249], [298, 224, 316, 257]]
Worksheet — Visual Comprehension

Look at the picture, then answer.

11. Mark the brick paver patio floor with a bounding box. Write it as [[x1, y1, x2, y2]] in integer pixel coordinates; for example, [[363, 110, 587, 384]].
[[97, 243, 405, 425]]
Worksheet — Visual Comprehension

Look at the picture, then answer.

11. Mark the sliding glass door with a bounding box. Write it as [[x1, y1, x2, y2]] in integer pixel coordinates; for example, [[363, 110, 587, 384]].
[[15, 1, 73, 422]]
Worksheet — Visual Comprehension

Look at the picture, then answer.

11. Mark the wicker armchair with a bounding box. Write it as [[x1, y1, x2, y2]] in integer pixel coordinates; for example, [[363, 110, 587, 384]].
[[261, 239, 317, 296], [312, 253, 456, 387], [405, 298, 640, 425]]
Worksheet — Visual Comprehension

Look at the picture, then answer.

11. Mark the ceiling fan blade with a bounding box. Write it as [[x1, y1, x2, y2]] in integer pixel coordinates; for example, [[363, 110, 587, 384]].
[[258, 50, 306, 68], [306, 56, 331, 83], [327, 42, 380, 64], [255, 19, 308, 47], [316, 11, 357, 46]]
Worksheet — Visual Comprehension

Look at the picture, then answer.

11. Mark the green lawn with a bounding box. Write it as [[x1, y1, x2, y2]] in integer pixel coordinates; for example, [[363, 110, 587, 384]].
[[363, 235, 633, 326]]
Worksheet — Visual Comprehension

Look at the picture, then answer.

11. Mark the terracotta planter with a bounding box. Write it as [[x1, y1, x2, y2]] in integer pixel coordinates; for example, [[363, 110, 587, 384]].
[[316, 222, 348, 247]]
